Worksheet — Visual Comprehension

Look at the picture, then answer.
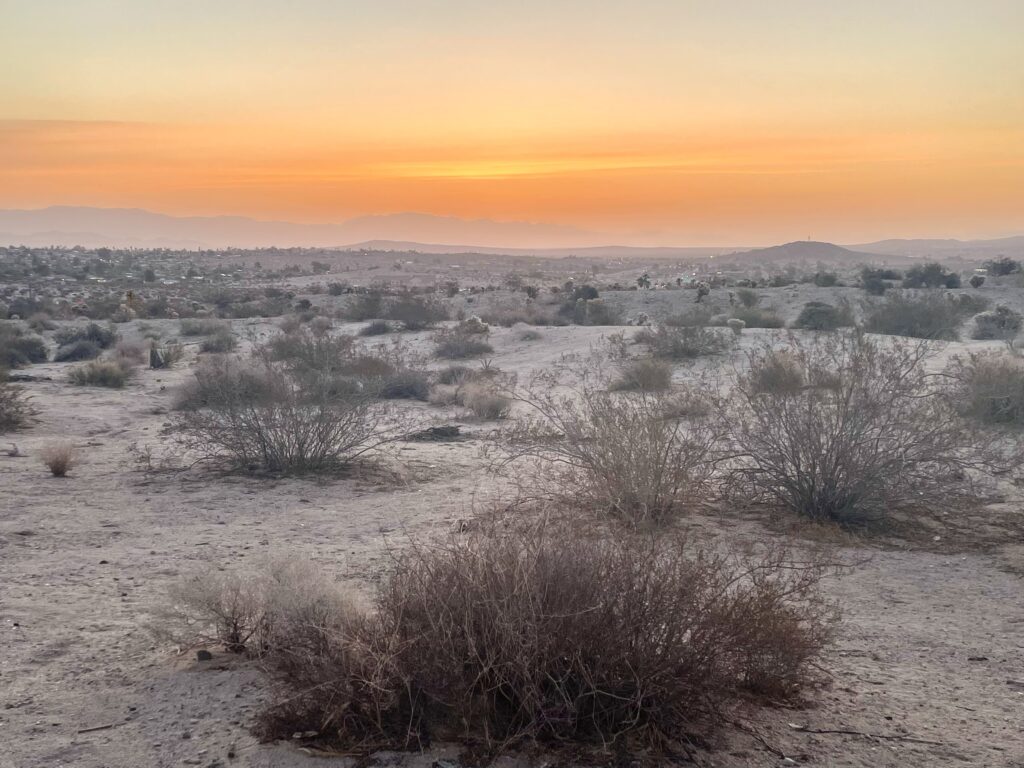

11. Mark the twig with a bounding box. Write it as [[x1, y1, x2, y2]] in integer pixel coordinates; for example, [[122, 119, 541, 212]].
[[788, 723, 944, 746], [77, 722, 123, 734]]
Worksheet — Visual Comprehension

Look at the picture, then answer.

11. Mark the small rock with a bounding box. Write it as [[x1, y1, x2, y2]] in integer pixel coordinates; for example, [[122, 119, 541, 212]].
[[196, 650, 213, 662]]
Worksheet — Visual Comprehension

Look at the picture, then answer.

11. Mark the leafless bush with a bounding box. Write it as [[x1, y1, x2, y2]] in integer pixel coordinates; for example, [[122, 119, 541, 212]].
[[171, 354, 402, 472], [255, 516, 836, 755], [114, 340, 147, 364], [498, 364, 722, 522], [40, 441, 77, 476], [0, 374, 33, 432], [723, 331, 1021, 526], [163, 559, 360, 654], [150, 341, 186, 369], [433, 327, 494, 359], [609, 357, 672, 391], [635, 324, 732, 360]]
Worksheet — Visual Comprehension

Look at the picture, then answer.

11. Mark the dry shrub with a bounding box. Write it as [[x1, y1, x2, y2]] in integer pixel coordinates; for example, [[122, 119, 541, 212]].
[[359, 319, 391, 336], [635, 324, 732, 360], [150, 341, 186, 369], [0, 374, 33, 432], [518, 328, 543, 341], [342, 291, 384, 322], [609, 357, 672, 392], [40, 441, 77, 476], [728, 306, 785, 329], [792, 301, 854, 331], [171, 354, 401, 472], [948, 351, 1024, 427], [254, 517, 835, 756], [384, 295, 448, 330], [27, 312, 56, 332], [68, 359, 134, 388], [462, 384, 512, 420], [723, 331, 1021, 527], [179, 318, 229, 336], [54, 339, 102, 362], [163, 559, 359, 654], [199, 328, 238, 353], [479, 297, 563, 327], [664, 306, 714, 327], [500, 366, 721, 522], [433, 328, 494, 359], [735, 287, 760, 308], [54, 322, 118, 349], [114, 340, 147, 364]]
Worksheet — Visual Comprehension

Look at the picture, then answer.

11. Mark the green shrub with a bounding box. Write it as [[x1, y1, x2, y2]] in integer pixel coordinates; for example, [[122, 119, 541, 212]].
[[792, 301, 854, 331], [862, 292, 964, 340], [971, 305, 1023, 341], [54, 340, 102, 362], [0, 325, 48, 367], [54, 322, 117, 349]]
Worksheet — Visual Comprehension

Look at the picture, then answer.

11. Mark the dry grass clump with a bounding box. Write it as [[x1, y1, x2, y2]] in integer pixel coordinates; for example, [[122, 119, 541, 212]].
[[862, 291, 965, 340], [27, 312, 57, 332], [199, 328, 239, 353], [723, 331, 1020, 527], [247, 517, 835, 756], [433, 328, 494, 359], [609, 357, 672, 391], [114, 340, 148, 364], [635, 324, 732, 360], [462, 384, 512, 420], [68, 359, 135, 388], [948, 352, 1024, 427], [0, 374, 34, 432], [179, 318, 229, 336], [40, 441, 77, 476], [727, 306, 785, 329], [500, 369, 721, 523], [163, 559, 359, 654]]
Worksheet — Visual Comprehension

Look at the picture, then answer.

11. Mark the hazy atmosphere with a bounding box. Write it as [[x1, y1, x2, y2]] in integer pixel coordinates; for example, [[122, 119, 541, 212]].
[[3, 4, 1024, 768], [3, 1, 1023, 244]]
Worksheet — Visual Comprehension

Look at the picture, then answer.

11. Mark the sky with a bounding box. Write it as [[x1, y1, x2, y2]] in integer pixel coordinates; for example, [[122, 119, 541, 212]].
[[2, 0, 1023, 245]]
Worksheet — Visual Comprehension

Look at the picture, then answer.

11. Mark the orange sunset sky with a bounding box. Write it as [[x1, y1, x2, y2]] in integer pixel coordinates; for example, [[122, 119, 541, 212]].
[[2, 1, 1023, 245]]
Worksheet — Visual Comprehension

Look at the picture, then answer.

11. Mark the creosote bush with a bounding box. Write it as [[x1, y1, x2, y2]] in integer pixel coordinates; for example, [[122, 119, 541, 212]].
[[862, 291, 965, 340], [792, 301, 854, 331], [723, 331, 1020, 526], [54, 322, 118, 349], [230, 517, 836, 756], [433, 328, 494, 359], [54, 339, 102, 362], [971, 305, 1022, 342]]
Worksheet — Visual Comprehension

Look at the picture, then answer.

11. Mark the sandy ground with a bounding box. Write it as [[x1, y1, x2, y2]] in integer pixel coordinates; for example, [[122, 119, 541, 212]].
[[2, 295, 1024, 768]]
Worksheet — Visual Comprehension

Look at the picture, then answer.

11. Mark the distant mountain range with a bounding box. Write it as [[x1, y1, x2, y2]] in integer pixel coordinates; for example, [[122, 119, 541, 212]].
[[0, 206, 1021, 261], [0, 207, 603, 250]]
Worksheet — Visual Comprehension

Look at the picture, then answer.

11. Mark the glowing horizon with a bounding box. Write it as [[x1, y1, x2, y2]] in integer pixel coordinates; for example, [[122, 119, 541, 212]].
[[2, 1, 1022, 246]]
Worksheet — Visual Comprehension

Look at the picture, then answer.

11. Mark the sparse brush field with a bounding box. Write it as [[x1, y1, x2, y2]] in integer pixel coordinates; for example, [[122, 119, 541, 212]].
[[3, 265, 1024, 768]]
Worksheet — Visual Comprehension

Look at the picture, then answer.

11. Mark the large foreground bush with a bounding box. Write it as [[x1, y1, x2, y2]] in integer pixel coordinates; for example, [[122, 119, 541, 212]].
[[171, 519, 835, 756], [723, 332, 1019, 526], [0, 324, 48, 368], [0, 374, 33, 432], [949, 352, 1024, 427]]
